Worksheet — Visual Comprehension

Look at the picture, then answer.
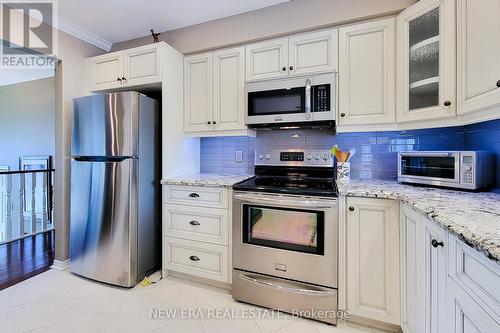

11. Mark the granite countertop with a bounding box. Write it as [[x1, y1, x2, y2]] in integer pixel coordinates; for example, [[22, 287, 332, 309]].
[[160, 173, 253, 188], [338, 180, 500, 264]]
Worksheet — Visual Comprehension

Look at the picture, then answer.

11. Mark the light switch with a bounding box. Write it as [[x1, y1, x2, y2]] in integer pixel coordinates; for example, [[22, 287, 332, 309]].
[[235, 150, 243, 163]]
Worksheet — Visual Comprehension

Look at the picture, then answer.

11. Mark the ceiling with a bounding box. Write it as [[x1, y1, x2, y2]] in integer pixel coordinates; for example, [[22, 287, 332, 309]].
[[59, 0, 290, 46]]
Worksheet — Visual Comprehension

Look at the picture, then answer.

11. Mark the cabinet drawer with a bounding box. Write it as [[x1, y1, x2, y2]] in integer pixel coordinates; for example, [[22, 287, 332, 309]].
[[163, 185, 228, 208], [448, 235, 500, 319], [164, 237, 229, 283], [163, 204, 228, 245]]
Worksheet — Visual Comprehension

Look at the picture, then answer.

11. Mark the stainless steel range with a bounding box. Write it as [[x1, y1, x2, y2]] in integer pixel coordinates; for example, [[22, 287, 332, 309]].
[[232, 149, 339, 324]]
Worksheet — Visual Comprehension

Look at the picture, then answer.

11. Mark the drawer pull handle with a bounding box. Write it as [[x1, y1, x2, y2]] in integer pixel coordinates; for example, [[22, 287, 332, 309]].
[[189, 255, 200, 261], [189, 220, 200, 226], [431, 239, 444, 248], [189, 193, 200, 198]]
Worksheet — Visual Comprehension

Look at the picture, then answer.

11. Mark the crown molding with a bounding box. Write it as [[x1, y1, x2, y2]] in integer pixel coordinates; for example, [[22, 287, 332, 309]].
[[58, 17, 112, 51]]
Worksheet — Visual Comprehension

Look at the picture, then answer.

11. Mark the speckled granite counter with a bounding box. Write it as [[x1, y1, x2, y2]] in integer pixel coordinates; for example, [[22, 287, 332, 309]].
[[338, 180, 500, 264], [161, 173, 253, 188]]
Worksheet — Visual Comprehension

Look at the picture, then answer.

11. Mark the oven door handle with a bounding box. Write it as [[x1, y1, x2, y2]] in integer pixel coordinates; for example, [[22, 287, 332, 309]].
[[234, 271, 335, 297], [399, 152, 454, 157], [233, 193, 335, 209]]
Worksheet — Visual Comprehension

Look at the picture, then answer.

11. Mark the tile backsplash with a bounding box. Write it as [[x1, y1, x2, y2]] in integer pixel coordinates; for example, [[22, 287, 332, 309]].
[[200, 118, 500, 191]]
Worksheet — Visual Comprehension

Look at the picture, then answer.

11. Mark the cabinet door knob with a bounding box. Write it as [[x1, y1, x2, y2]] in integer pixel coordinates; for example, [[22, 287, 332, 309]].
[[117, 78, 122, 82], [189, 255, 200, 261], [189, 220, 200, 226], [349, 206, 355, 212], [496, 80, 500, 88], [122, 77, 126, 81], [212, 121, 217, 124], [444, 101, 451, 107], [431, 239, 444, 248], [189, 193, 200, 198], [207, 121, 212, 125], [341, 113, 346, 117], [289, 65, 294, 70], [282, 66, 287, 71]]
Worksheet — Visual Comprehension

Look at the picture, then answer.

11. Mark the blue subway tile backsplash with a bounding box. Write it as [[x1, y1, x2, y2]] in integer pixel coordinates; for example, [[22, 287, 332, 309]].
[[200, 118, 500, 191]]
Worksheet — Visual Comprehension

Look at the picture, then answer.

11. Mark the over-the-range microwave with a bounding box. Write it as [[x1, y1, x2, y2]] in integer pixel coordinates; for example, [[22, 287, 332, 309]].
[[245, 72, 335, 129], [398, 151, 494, 190]]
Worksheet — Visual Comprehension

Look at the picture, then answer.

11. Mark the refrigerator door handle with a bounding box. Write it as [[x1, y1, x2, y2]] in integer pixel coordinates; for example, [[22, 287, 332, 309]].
[[73, 156, 131, 162]]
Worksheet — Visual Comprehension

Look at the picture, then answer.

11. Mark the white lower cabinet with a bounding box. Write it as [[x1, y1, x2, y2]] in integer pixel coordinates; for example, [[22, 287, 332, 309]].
[[400, 205, 421, 333], [400, 204, 448, 333], [162, 185, 231, 284], [420, 215, 448, 333], [346, 197, 401, 325], [400, 203, 500, 333]]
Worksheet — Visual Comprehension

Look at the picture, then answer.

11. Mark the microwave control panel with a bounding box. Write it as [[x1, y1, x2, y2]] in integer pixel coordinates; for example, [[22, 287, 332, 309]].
[[313, 84, 331, 112], [462, 155, 474, 184]]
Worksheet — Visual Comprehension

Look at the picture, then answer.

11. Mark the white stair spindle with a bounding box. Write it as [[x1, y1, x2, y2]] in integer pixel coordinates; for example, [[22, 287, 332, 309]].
[[42, 172, 48, 230], [6, 174, 12, 241], [19, 173, 25, 236], [31, 172, 37, 233]]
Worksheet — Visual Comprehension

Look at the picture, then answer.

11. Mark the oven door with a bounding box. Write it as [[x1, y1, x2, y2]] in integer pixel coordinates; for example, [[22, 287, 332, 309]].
[[398, 152, 460, 185], [232, 192, 338, 288]]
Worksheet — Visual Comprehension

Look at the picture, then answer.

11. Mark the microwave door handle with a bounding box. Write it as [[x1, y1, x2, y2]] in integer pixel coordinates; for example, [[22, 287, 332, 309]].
[[305, 79, 312, 120], [400, 152, 452, 157]]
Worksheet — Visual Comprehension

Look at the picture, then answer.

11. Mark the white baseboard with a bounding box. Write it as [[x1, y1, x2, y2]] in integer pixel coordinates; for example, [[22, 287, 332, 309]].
[[51, 259, 70, 271]]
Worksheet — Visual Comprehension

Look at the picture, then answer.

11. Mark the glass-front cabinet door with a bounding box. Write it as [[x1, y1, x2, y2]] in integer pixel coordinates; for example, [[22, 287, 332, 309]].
[[397, 0, 456, 122]]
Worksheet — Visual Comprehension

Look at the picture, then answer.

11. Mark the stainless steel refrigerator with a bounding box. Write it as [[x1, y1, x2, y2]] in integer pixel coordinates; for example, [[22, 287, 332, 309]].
[[70, 92, 160, 287]]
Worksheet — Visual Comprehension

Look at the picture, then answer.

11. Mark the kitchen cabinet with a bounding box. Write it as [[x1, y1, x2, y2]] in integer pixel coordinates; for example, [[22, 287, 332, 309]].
[[338, 18, 396, 126], [162, 184, 232, 285], [184, 47, 253, 136], [346, 197, 400, 325], [420, 215, 448, 333], [245, 38, 289, 82], [85, 43, 163, 92], [245, 29, 338, 81], [448, 279, 500, 333], [457, 0, 500, 117], [184, 52, 213, 133], [397, 0, 456, 123], [213, 47, 246, 131], [400, 204, 421, 333]]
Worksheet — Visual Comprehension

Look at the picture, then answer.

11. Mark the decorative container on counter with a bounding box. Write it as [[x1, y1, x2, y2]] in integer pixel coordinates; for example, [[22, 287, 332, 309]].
[[337, 162, 351, 180]]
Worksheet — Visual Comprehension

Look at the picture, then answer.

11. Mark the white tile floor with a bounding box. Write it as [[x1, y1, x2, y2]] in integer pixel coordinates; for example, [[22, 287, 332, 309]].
[[0, 270, 389, 333]]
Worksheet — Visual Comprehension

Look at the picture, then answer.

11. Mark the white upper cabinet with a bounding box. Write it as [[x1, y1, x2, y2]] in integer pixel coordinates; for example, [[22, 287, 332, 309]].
[[86, 52, 123, 91], [213, 47, 246, 131], [397, 0, 456, 122], [245, 38, 289, 81], [288, 29, 338, 76], [123, 44, 162, 87], [245, 29, 338, 82], [457, 0, 500, 116], [85, 43, 163, 92], [338, 18, 396, 126], [346, 197, 401, 325], [184, 52, 213, 133], [184, 46, 252, 136]]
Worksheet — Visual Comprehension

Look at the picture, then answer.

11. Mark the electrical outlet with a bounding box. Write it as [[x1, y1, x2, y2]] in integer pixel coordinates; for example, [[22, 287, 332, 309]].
[[235, 150, 243, 163]]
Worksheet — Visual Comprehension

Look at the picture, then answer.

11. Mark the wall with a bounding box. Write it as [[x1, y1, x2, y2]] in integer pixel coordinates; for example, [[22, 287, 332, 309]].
[[111, 0, 416, 54], [200, 118, 500, 191], [0, 77, 55, 170]]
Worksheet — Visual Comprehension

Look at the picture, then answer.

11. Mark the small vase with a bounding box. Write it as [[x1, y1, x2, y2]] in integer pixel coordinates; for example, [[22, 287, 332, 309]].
[[337, 162, 351, 181]]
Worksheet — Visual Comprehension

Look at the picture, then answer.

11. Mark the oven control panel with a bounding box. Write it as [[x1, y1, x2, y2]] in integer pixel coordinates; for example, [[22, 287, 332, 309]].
[[256, 149, 333, 167]]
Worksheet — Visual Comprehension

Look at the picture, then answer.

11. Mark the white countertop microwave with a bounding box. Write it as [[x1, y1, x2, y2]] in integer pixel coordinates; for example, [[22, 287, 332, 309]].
[[245, 72, 336, 128], [398, 151, 494, 190]]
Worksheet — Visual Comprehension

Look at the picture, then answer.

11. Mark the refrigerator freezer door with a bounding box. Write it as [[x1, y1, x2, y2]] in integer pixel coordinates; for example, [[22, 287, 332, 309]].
[[70, 158, 138, 287], [72, 92, 138, 157]]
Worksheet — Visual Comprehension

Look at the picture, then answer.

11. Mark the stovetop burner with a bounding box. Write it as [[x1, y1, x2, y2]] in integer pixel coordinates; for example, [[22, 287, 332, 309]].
[[234, 149, 338, 197]]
